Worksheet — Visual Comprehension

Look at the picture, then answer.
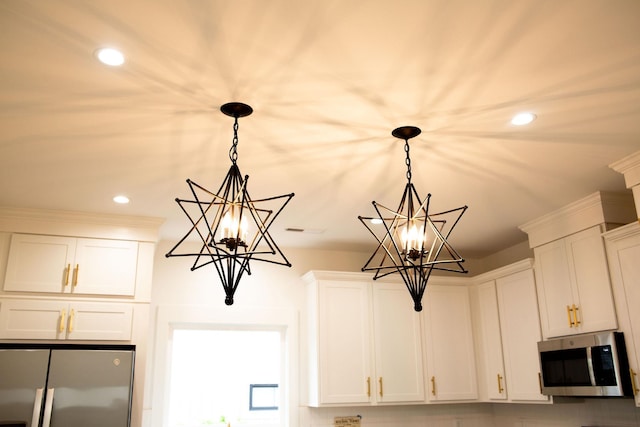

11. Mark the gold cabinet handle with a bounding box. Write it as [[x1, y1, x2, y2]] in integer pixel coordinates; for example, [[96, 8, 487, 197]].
[[538, 372, 543, 394], [58, 310, 66, 332], [68, 309, 75, 333], [64, 264, 71, 286], [72, 264, 79, 287], [631, 368, 639, 396], [367, 377, 371, 397], [572, 304, 580, 326], [497, 374, 504, 393], [378, 377, 383, 397], [567, 305, 574, 327], [431, 376, 436, 396]]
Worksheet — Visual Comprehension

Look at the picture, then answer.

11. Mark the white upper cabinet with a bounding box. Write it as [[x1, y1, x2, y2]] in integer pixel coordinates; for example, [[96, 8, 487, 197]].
[[472, 280, 507, 401], [422, 281, 477, 402], [495, 268, 548, 402], [471, 260, 549, 403], [304, 271, 424, 407], [534, 225, 617, 338], [4, 234, 139, 297], [605, 223, 640, 405], [372, 282, 425, 403], [519, 191, 635, 339]]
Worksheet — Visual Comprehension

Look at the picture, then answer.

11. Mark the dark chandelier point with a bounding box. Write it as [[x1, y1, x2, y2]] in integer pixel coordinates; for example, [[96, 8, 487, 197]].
[[166, 102, 294, 306], [392, 126, 421, 140], [359, 124, 467, 312]]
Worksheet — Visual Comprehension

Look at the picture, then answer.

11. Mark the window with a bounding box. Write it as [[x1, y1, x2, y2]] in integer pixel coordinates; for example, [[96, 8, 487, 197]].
[[167, 328, 283, 427]]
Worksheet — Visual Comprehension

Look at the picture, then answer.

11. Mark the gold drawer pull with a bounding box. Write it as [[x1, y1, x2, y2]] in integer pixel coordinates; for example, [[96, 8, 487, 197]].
[[378, 377, 383, 397], [58, 310, 66, 332], [68, 309, 75, 333], [631, 368, 639, 396], [567, 305, 574, 327], [497, 374, 504, 393], [431, 376, 436, 396], [367, 377, 371, 397]]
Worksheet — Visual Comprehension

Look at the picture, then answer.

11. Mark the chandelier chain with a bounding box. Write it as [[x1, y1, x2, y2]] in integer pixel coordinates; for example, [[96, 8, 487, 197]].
[[404, 139, 412, 182], [229, 117, 240, 164]]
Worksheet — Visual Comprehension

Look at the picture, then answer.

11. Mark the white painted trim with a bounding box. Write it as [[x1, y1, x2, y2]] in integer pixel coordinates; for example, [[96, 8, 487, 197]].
[[610, 150, 640, 188], [0, 206, 164, 242], [518, 191, 635, 248], [471, 258, 534, 284]]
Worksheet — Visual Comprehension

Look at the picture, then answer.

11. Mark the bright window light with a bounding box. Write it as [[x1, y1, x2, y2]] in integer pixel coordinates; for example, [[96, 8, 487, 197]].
[[511, 112, 536, 126], [96, 47, 125, 66], [168, 329, 282, 427]]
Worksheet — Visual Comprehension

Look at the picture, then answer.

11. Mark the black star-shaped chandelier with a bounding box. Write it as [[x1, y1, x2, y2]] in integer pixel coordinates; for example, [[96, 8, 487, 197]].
[[166, 102, 294, 306], [359, 126, 467, 312]]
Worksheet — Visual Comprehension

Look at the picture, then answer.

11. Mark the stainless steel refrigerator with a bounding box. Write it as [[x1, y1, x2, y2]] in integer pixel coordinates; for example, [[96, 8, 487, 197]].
[[0, 344, 135, 427]]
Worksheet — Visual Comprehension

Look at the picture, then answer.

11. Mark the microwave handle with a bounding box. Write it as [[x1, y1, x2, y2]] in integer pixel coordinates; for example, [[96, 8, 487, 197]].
[[586, 346, 596, 386]]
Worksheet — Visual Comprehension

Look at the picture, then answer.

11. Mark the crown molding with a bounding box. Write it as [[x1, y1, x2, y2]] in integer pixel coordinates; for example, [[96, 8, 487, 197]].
[[0, 206, 164, 242]]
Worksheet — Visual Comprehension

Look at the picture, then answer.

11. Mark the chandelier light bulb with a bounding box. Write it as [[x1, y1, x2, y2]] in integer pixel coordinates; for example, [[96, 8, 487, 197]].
[[401, 221, 425, 261], [219, 209, 249, 249]]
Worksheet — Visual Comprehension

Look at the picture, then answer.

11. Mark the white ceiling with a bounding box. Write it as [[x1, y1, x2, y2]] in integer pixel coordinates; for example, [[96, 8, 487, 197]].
[[1, 0, 640, 259]]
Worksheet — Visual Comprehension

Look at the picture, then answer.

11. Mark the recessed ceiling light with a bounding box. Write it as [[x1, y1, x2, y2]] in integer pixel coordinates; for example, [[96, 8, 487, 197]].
[[113, 195, 130, 204], [511, 112, 536, 126], [370, 218, 383, 225], [96, 47, 125, 66]]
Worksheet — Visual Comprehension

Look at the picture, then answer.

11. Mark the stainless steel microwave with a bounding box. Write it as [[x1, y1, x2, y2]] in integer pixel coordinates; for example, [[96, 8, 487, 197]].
[[537, 331, 632, 397]]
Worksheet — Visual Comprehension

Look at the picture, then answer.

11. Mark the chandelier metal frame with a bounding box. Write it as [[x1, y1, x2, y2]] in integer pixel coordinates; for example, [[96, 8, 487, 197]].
[[165, 102, 294, 306], [359, 126, 467, 312]]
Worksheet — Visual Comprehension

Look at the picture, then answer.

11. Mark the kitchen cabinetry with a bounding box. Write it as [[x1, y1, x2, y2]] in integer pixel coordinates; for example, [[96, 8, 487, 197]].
[[471, 260, 549, 403], [0, 298, 134, 340], [496, 268, 548, 401], [3, 233, 139, 296], [533, 225, 617, 338], [472, 280, 507, 401], [422, 281, 477, 401], [605, 223, 640, 405], [304, 271, 424, 406]]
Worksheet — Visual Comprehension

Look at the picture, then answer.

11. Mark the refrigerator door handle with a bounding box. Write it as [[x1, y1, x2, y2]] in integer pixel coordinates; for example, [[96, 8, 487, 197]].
[[42, 388, 55, 427], [31, 387, 45, 427]]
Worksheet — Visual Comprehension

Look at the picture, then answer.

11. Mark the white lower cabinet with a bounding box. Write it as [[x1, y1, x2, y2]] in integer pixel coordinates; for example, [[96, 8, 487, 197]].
[[605, 223, 640, 406], [0, 299, 134, 341], [471, 260, 549, 403], [304, 271, 424, 406], [422, 281, 477, 401]]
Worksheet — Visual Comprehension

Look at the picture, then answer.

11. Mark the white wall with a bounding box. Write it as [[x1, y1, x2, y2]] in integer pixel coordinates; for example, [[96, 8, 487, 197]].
[[145, 240, 640, 427]]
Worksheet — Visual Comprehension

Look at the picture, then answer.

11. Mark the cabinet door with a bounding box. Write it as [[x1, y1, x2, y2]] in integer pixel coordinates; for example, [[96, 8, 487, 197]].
[[372, 282, 424, 403], [474, 281, 507, 400], [496, 269, 548, 402], [565, 226, 617, 333], [73, 239, 138, 296], [67, 302, 133, 341], [0, 299, 67, 339], [533, 239, 575, 338], [4, 234, 76, 293], [317, 280, 372, 404], [0, 299, 133, 341], [423, 284, 477, 401], [605, 226, 640, 405]]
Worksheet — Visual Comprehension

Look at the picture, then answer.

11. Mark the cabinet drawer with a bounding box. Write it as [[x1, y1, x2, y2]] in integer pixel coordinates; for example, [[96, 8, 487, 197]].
[[0, 299, 134, 341]]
